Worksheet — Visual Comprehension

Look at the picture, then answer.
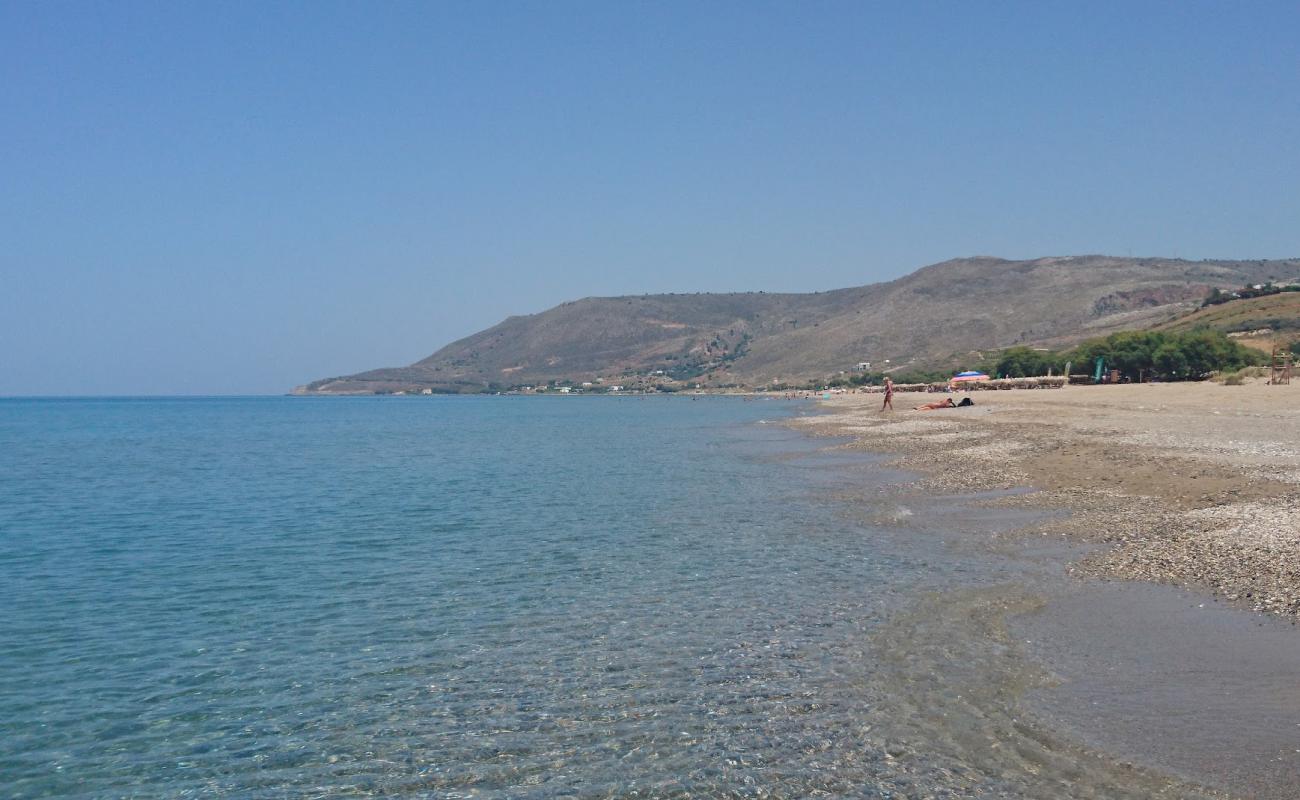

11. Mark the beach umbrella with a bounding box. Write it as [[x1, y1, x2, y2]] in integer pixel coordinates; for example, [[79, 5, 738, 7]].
[[950, 371, 990, 383]]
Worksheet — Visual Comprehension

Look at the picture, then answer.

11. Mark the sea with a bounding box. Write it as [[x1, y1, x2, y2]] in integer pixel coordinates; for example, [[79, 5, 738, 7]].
[[0, 395, 1258, 798]]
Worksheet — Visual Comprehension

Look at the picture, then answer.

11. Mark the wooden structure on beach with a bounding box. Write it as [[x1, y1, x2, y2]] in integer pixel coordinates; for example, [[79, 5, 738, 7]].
[[1272, 343, 1293, 385]]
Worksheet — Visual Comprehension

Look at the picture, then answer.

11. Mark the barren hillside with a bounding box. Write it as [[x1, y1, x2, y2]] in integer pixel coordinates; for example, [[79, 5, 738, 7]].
[[295, 256, 1300, 393], [1154, 291, 1300, 353]]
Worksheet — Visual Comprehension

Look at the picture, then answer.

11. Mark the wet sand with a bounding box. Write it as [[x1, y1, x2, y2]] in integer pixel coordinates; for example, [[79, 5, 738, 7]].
[[792, 381, 1300, 797], [1016, 581, 1300, 799]]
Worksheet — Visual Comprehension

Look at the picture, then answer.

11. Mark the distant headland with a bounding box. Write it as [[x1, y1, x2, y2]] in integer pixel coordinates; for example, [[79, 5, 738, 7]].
[[293, 255, 1300, 395]]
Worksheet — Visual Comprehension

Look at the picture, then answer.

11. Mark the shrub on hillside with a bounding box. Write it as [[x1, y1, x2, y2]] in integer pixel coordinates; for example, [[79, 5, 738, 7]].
[[1202, 283, 1300, 307]]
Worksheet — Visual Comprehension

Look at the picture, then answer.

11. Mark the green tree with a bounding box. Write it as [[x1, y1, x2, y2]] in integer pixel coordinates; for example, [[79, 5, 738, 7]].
[[1152, 342, 1189, 378], [1061, 329, 1262, 381], [991, 346, 1064, 378]]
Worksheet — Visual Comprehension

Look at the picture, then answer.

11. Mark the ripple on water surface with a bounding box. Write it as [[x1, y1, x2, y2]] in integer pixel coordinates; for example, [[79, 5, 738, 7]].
[[0, 398, 910, 796], [0, 397, 1218, 798]]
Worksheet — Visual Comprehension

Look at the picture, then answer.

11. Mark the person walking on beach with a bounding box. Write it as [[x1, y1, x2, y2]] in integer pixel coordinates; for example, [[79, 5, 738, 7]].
[[881, 377, 894, 412]]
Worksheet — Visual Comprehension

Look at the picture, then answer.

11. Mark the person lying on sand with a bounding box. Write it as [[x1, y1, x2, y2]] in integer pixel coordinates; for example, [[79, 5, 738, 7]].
[[915, 398, 956, 411]]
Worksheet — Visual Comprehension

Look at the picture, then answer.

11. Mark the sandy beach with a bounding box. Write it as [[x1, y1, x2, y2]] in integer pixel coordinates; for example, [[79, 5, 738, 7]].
[[796, 381, 1300, 616], [787, 381, 1300, 796]]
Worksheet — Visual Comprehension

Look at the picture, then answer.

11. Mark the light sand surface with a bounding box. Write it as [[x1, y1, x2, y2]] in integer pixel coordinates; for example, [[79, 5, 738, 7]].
[[796, 381, 1300, 615]]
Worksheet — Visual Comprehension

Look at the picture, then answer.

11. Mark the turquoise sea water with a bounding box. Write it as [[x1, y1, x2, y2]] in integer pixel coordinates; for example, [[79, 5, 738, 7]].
[[0, 396, 1196, 799], [0, 397, 919, 797]]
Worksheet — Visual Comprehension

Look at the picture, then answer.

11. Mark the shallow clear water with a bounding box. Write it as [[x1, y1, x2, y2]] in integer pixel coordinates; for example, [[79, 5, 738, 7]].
[[0, 397, 903, 797], [0, 396, 1219, 798]]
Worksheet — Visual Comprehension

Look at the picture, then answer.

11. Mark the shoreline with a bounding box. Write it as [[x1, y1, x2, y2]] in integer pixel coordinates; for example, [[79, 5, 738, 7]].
[[794, 381, 1300, 617], [787, 381, 1300, 796]]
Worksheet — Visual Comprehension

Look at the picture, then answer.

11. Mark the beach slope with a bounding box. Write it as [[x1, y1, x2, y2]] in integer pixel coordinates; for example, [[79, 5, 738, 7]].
[[799, 382, 1300, 615]]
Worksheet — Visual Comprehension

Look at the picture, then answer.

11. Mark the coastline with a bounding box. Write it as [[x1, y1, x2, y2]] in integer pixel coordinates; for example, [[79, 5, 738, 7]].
[[788, 381, 1300, 796], [795, 381, 1300, 617], [7, 394, 1296, 796]]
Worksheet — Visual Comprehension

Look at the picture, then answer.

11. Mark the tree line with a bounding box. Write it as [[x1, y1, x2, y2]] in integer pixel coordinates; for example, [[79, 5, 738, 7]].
[[1202, 282, 1300, 307], [988, 329, 1264, 382], [823, 328, 1267, 389]]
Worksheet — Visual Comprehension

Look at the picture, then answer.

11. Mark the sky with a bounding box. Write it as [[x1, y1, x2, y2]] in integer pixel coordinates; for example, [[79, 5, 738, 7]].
[[2, 2, 1299, 395]]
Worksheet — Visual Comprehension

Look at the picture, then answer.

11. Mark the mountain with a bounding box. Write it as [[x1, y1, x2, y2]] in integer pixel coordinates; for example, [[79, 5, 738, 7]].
[[1153, 289, 1300, 353], [294, 256, 1300, 394]]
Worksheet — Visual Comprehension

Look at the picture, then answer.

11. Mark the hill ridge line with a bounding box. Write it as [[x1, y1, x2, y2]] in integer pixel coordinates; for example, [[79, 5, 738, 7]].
[[295, 255, 1300, 394]]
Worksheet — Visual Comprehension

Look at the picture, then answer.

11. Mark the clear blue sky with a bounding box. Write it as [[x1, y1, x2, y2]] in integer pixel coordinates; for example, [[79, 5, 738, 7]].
[[3, 2, 1298, 395]]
